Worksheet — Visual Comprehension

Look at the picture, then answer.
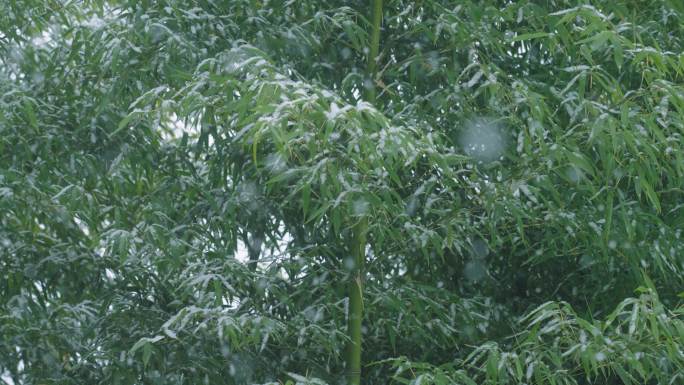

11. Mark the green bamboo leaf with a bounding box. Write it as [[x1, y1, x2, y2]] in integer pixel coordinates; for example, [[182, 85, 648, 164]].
[[142, 343, 152, 367], [638, 177, 661, 213], [23, 99, 38, 129], [508, 32, 550, 42]]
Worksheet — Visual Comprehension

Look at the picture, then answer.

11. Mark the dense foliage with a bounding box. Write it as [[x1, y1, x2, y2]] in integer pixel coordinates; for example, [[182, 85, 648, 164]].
[[2, 1, 684, 384]]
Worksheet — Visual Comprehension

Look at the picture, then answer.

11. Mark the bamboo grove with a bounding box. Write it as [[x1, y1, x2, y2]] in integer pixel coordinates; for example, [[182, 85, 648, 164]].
[[2, 1, 684, 384]]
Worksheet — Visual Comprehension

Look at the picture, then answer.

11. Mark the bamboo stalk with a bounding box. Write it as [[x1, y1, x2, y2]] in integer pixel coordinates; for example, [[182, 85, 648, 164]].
[[345, 1, 382, 384], [366, 0, 383, 104], [346, 217, 367, 385]]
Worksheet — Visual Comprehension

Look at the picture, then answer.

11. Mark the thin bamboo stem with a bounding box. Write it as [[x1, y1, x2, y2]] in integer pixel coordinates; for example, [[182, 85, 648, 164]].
[[365, 0, 383, 103], [346, 217, 367, 385], [345, 1, 382, 384]]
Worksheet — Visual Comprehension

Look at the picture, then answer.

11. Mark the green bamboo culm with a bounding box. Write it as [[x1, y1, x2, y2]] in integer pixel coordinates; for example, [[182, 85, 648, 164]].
[[346, 217, 367, 385], [345, 1, 382, 384], [365, 0, 383, 104]]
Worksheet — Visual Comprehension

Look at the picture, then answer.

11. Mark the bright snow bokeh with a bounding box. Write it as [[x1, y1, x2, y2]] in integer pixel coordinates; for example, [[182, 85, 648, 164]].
[[458, 118, 508, 163]]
